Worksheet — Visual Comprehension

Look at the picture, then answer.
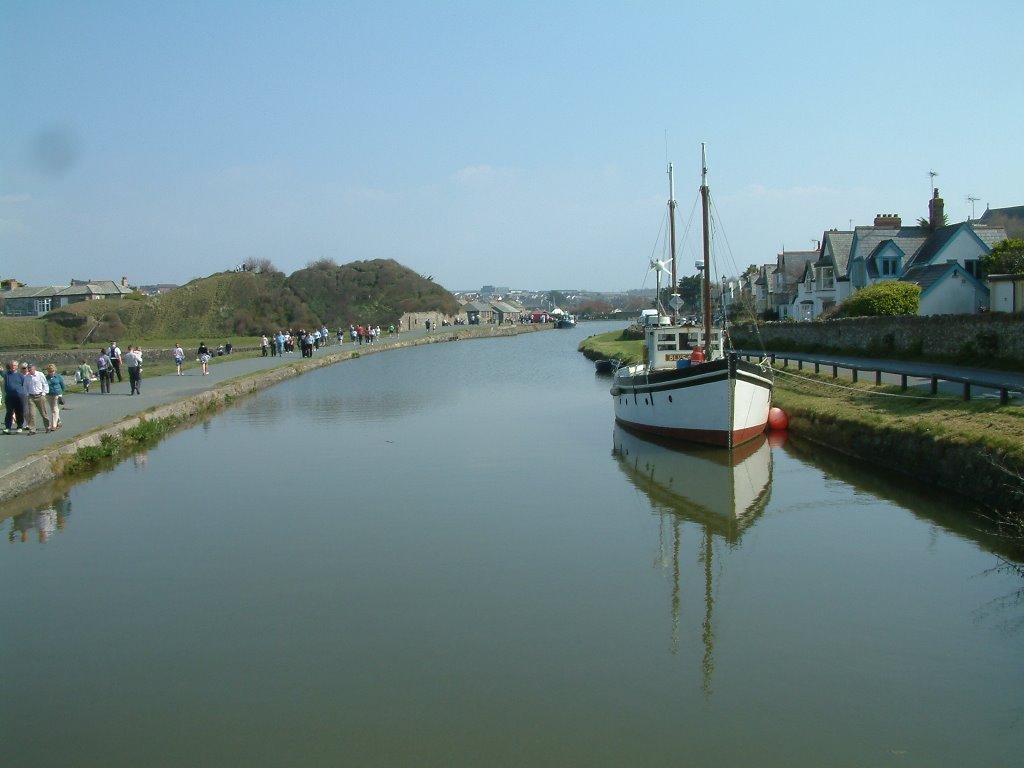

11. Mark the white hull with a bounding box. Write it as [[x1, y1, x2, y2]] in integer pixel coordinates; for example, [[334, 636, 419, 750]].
[[611, 355, 773, 448]]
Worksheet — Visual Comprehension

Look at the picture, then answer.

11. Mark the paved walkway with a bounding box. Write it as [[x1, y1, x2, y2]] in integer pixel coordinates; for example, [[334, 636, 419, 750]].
[[0, 335, 423, 472]]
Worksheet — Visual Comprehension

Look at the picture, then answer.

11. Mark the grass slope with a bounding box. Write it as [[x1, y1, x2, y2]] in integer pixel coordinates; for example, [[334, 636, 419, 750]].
[[0, 259, 459, 347]]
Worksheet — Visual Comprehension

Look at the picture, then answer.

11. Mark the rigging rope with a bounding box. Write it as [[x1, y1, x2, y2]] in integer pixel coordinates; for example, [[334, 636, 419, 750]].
[[772, 366, 943, 401]]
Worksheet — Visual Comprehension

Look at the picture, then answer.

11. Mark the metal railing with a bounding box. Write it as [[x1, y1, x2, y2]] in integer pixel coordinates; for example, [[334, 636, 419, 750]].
[[736, 352, 1024, 406]]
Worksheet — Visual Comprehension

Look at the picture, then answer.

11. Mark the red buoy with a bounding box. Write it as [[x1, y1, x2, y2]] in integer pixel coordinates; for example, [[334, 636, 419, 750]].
[[767, 406, 789, 431]]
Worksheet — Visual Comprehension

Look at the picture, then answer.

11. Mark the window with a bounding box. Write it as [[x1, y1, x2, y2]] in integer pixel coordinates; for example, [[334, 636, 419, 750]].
[[34, 298, 52, 314], [820, 267, 834, 289]]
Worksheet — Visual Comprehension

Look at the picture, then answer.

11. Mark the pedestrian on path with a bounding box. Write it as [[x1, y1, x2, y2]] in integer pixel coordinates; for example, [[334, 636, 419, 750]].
[[45, 364, 65, 430], [174, 344, 185, 375], [109, 341, 123, 382], [22, 363, 51, 435], [2, 360, 25, 433], [198, 342, 211, 375], [97, 349, 112, 394], [125, 346, 142, 395], [78, 359, 93, 392]]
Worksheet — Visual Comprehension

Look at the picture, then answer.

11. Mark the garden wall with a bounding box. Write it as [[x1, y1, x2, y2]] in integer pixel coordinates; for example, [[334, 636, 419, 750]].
[[730, 314, 1024, 366]]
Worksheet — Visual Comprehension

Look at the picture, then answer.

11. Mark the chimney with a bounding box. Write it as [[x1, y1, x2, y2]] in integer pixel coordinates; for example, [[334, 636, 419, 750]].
[[929, 188, 944, 228], [121, 276, 128, 287], [873, 213, 902, 228]]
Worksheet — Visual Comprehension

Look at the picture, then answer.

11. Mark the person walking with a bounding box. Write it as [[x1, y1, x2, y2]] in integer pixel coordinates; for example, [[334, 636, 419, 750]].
[[174, 343, 185, 375], [2, 360, 25, 434], [78, 359, 93, 392], [22, 362, 51, 434], [197, 342, 211, 375], [45, 364, 65, 429], [261, 335, 269, 357], [97, 348, 112, 394], [124, 346, 142, 395], [109, 341, 123, 382]]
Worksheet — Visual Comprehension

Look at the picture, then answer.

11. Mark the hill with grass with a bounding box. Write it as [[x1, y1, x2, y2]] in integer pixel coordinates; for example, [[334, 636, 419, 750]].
[[0, 259, 461, 348]]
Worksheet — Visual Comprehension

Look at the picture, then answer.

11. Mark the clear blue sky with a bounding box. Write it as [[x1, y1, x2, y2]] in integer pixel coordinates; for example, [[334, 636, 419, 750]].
[[2, 1, 1022, 292]]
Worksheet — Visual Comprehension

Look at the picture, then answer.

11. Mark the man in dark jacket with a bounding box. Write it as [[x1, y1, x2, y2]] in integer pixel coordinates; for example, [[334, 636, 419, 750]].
[[2, 359, 26, 434]]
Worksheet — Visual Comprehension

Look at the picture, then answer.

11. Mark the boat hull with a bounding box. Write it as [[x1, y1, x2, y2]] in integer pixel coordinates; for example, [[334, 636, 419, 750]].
[[610, 356, 773, 448]]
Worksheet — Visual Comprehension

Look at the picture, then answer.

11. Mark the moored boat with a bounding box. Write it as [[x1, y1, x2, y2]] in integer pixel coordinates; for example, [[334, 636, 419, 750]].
[[611, 147, 773, 448]]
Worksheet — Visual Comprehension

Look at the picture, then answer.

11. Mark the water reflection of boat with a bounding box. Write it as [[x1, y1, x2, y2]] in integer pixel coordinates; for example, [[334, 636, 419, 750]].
[[612, 425, 773, 697], [613, 424, 772, 543]]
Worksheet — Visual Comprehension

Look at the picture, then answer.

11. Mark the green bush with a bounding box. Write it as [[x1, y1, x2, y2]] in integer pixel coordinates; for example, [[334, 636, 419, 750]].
[[840, 282, 920, 317]]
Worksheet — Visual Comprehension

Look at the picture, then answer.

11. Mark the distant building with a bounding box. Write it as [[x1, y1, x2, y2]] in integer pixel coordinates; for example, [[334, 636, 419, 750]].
[[1, 279, 135, 317]]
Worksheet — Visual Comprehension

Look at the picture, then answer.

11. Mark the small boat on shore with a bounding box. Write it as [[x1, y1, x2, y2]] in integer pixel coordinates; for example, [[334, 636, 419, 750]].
[[594, 358, 619, 374], [610, 147, 773, 448]]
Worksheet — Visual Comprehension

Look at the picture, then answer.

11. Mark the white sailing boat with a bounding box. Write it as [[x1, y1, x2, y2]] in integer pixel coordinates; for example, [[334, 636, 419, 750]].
[[611, 146, 773, 448]]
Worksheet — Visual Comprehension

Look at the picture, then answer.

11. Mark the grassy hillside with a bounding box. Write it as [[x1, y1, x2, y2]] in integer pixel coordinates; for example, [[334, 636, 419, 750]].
[[0, 259, 460, 348]]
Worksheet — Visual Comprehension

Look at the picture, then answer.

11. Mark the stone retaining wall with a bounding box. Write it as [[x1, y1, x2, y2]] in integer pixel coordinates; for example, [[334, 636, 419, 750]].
[[730, 314, 1024, 365]]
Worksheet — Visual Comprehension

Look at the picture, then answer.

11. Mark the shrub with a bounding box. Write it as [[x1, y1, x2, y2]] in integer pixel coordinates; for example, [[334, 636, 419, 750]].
[[840, 282, 920, 317]]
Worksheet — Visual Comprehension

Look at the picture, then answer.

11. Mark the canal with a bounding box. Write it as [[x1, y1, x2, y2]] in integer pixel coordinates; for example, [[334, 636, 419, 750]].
[[2, 322, 1021, 766]]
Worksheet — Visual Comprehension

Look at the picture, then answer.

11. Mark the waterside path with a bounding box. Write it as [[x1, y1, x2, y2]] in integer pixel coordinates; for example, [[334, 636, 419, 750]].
[[0, 325, 542, 505]]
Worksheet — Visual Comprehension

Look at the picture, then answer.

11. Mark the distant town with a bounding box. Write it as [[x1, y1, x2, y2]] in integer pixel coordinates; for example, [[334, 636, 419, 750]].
[[3, 195, 1022, 321]]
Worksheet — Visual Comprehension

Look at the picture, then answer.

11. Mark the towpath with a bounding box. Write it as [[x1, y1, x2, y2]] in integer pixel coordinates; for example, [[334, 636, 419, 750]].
[[0, 324, 536, 504]]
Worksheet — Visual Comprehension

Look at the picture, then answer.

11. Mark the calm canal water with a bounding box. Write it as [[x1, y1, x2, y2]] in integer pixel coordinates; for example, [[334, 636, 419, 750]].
[[2, 322, 1022, 767]]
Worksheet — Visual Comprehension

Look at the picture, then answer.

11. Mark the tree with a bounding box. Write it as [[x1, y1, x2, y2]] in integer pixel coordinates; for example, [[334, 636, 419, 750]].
[[916, 213, 949, 231], [840, 281, 920, 317], [980, 239, 1024, 277], [676, 275, 702, 312]]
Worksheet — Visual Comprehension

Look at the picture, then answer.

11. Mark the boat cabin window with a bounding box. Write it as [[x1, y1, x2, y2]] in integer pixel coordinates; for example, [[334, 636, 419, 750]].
[[655, 332, 677, 351]]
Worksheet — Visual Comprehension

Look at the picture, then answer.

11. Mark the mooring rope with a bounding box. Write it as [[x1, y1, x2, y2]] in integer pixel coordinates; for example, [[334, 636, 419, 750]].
[[772, 365, 940, 401]]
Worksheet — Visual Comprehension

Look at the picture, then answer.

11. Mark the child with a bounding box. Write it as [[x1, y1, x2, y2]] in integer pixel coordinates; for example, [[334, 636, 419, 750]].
[[78, 359, 93, 392]]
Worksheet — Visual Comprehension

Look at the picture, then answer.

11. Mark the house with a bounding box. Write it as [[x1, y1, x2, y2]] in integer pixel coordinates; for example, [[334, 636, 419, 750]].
[[1, 279, 135, 317], [770, 250, 817, 320], [799, 190, 1008, 319], [461, 300, 495, 325], [489, 300, 522, 324], [798, 229, 855, 318]]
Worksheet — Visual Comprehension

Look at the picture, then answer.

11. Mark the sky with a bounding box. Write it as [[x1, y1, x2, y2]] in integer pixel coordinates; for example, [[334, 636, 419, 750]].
[[2, 1, 1022, 293]]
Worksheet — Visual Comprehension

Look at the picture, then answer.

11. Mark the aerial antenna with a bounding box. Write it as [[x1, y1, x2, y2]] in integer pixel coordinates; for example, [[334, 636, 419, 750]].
[[928, 169, 938, 195], [966, 194, 979, 221]]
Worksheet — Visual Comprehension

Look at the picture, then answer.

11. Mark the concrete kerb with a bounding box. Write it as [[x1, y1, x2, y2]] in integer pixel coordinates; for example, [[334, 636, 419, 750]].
[[0, 324, 537, 505]]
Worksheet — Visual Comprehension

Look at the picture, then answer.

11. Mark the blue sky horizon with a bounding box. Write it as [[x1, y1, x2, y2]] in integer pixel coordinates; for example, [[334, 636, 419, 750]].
[[3, 1, 1022, 294]]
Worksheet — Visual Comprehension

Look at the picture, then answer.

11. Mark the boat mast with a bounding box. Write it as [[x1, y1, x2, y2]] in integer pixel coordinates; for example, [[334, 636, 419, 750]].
[[668, 162, 678, 320], [700, 144, 713, 338]]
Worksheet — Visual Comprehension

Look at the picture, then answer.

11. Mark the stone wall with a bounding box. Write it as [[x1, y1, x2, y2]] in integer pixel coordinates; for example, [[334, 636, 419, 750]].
[[730, 314, 1024, 366]]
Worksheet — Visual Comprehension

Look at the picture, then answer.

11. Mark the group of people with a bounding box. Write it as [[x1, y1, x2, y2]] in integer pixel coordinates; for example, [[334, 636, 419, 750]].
[[2, 359, 66, 435], [88, 341, 146, 394], [260, 324, 399, 357]]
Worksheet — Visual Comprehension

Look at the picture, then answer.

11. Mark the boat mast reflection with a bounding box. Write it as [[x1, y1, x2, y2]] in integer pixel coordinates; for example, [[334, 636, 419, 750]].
[[613, 425, 773, 696]]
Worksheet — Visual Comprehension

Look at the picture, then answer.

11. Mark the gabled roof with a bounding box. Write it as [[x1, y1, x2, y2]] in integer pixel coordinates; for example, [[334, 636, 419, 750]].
[[901, 261, 988, 297], [816, 230, 854, 276], [462, 300, 492, 312], [489, 300, 518, 313], [979, 205, 1024, 239], [848, 225, 929, 273], [0, 285, 62, 298], [775, 251, 816, 283], [56, 281, 133, 298], [902, 222, 1004, 272], [862, 239, 908, 279]]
